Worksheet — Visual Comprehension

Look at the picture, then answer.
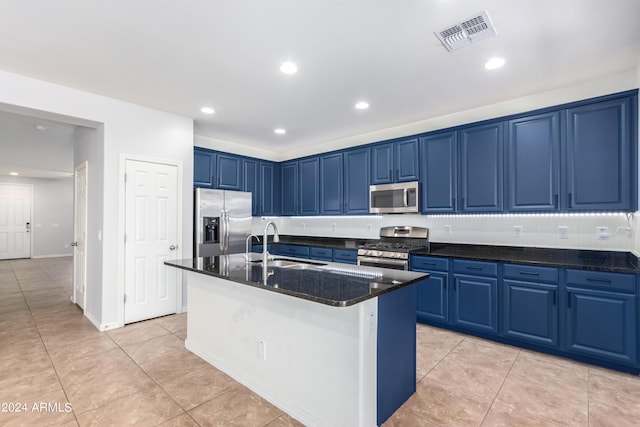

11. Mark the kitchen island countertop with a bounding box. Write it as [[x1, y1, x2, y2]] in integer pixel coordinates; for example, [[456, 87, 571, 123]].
[[165, 253, 428, 307]]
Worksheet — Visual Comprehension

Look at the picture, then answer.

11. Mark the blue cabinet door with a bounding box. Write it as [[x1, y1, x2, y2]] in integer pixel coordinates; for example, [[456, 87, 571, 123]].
[[565, 287, 637, 366], [507, 112, 560, 212], [194, 148, 215, 188], [459, 122, 504, 212], [395, 138, 420, 182], [319, 153, 343, 214], [503, 280, 559, 348], [260, 161, 280, 216], [452, 274, 498, 334], [216, 153, 243, 190], [371, 143, 394, 184], [344, 147, 371, 214], [281, 161, 298, 215], [420, 132, 457, 213], [416, 272, 449, 324], [565, 96, 636, 211], [243, 158, 259, 216], [299, 157, 319, 215], [371, 139, 419, 184]]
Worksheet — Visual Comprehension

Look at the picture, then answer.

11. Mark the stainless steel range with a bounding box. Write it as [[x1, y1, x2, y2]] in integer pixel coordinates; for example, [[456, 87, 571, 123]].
[[357, 226, 429, 270]]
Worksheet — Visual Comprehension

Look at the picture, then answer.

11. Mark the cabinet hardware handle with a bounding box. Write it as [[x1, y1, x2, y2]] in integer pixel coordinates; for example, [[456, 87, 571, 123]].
[[423, 262, 436, 266], [461, 197, 465, 209], [553, 290, 557, 306], [452, 198, 456, 210], [453, 279, 457, 291], [519, 271, 540, 276], [466, 266, 483, 271], [443, 280, 447, 289], [389, 170, 392, 181], [567, 292, 571, 308], [586, 277, 612, 283], [553, 194, 558, 208], [568, 192, 572, 207], [396, 169, 399, 181]]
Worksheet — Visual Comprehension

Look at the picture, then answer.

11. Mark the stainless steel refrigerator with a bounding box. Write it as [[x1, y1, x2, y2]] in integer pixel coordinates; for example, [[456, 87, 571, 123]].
[[194, 188, 252, 257]]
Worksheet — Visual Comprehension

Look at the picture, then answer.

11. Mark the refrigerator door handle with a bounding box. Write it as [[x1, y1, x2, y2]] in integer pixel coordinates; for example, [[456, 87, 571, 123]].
[[224, 210, 230, 252], [220, 210, 226, 253]]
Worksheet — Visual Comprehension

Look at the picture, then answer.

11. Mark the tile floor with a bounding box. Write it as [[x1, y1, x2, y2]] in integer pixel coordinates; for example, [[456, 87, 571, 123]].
[[1, 257, 640, 426]]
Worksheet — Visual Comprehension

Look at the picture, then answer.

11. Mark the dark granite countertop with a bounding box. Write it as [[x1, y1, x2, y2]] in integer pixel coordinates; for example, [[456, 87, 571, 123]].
[[262, 236, 639, 274], [414, 243, 639, 274], [165, 253, 428, 307]]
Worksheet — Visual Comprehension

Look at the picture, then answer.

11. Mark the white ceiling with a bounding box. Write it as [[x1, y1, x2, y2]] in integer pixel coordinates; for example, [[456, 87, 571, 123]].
[[0, 0, 639, 158]]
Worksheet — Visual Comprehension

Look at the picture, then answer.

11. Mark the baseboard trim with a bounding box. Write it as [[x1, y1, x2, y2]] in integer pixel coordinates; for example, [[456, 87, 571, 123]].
[[32, 254, 73, 259]]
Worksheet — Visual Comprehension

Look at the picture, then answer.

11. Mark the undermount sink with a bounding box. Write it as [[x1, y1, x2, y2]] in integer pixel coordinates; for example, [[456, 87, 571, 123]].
[[251, 258, 327, 269]]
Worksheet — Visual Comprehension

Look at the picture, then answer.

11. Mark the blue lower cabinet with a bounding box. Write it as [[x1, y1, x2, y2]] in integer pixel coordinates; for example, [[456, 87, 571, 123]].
[[452, 273, 498, 335], [333, 249, 357, 264], [503, 280, 559, 348], [309, 247, 333, 261], [277, 244, 310, 259], [563, 269, 637, 367], [416, 272, 448, 324], [412, 255, 450, 324]]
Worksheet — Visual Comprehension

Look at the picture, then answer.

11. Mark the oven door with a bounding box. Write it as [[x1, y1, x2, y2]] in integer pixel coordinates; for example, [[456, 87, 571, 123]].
[[357, 256, 409, 271]]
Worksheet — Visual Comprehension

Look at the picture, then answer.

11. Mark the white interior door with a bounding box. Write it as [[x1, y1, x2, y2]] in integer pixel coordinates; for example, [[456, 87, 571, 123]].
[[124, 159, 179, 324], [0, 184, 31, 260], [73, 162, 88, 309]]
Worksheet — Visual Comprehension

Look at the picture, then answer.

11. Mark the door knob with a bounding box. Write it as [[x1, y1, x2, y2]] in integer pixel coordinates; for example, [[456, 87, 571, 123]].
[[70, 242, 78, 247], [169, 245, 177, 250]]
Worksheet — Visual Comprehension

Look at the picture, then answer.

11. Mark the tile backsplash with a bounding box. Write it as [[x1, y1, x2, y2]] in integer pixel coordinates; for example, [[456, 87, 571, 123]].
[[253, 212, 637, 253]]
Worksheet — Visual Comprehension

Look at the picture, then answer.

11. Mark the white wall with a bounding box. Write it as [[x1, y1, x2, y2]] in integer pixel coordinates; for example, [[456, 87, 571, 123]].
[[0, 69, 194, 330], [0, 176, 74, 258]]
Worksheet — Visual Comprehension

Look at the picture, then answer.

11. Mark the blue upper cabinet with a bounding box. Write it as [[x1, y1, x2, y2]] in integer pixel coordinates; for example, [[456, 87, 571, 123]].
[[344, 147, 371, 214], [506, 112, 561, 212], [371, 138, 419, 184], [459, 122, 504, 212], [320, 153, 343, 215], [565, 95, 637, 212], [216, 153, 243, 190], [281, 161, 298, 216], [243, 158, 259, 216], [194, 147, 216, 188], [371, 143, 394, 184], [299, 157, 319, 215], [260, 161, 280, 216], [395, 138, 420, 182], [420, 131, 457, 213]]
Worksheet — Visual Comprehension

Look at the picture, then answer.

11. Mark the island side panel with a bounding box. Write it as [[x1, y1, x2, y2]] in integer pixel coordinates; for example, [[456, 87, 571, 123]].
[[184, 271, 378, 427], [376, 283, 418, 425]]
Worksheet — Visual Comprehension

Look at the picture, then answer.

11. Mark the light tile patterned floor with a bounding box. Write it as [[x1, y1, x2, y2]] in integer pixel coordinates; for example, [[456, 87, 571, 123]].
[[1, 257, 640, 426]]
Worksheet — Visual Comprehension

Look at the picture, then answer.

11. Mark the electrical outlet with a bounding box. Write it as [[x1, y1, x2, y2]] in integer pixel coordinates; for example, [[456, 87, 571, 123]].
[[513, 226, 523, 236], [444, 225, 452, 235], [596, 227, 609, 240], [257, 340, 267, 360], [558, 226, 569, 239], [616, 226, 632, 237]]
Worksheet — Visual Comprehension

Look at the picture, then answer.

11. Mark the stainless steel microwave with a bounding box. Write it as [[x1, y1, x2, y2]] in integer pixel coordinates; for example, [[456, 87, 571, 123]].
[[369, 181, 419, 214]]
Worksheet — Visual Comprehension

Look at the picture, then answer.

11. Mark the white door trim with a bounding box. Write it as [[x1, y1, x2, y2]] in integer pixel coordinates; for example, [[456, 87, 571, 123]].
[[72, 161, 88, 309], [117, 154, 183, 327]]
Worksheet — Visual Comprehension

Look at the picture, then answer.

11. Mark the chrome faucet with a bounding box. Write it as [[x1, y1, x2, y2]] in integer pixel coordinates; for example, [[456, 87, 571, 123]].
[[262, 221, 280, 265], [245, 234, 260, 262]]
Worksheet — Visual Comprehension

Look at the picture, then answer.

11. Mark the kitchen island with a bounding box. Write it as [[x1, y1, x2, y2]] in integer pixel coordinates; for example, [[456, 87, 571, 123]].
[[165, 253, 428, 427]]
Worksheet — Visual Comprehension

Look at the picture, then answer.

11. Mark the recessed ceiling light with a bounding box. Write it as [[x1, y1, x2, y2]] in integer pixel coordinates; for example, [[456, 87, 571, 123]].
[[34, 124, 47, 131], [355, 101, 369, 110], [9, 172, 18, 176], [274, 128, 286, 135], [484, 57, 506, 70], [200, 107, 215, 114], [280, 62, 298, 74]]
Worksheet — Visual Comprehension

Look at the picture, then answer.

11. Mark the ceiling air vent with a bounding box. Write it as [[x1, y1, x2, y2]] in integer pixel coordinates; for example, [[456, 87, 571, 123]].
[[435, 11, 497, 52]]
